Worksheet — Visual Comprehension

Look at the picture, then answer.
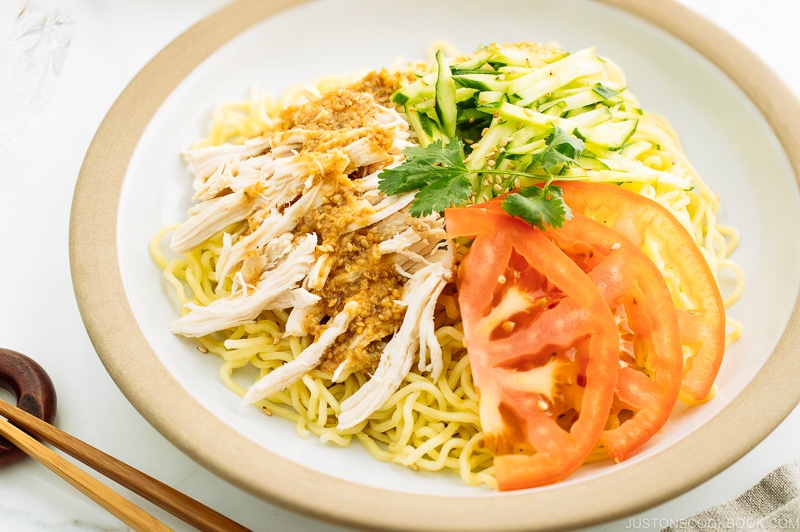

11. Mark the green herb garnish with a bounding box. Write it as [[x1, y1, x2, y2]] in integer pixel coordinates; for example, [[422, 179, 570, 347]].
[[378, 137, 574, 229]]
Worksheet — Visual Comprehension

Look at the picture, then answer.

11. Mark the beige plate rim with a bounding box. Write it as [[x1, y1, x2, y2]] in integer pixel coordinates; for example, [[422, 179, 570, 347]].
[[69, 0, 800, 530]]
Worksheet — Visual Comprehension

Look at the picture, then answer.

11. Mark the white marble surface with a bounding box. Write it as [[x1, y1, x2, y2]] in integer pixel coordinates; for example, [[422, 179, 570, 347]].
[[0, 1, 797, 530]]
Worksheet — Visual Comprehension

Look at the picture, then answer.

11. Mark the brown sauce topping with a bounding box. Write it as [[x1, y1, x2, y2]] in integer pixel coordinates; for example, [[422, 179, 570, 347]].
[[287, 88, 409, 375]]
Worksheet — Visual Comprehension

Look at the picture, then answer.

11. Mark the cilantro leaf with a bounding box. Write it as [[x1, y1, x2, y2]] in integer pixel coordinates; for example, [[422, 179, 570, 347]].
[[529, 126, 585, 171], [409, 173, 472, 217], [378, 139, 467, 195], [501, 184, 572, 230]]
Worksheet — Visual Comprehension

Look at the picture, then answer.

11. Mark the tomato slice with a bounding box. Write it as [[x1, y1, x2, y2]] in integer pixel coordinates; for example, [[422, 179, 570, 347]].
[[473, 196, 684, 461], [445, 206, 619, 490], [558, 182, 726, 403], [541, 213, 683, 462]]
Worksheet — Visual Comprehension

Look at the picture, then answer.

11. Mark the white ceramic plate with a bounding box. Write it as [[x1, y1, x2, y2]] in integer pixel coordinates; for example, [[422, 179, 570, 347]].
[[70, 0, 800, 530]]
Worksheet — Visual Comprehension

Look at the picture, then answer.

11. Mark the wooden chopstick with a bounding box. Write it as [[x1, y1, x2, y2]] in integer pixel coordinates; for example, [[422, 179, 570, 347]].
[[0, 398, 250, 532], [0, 415, 172, 531]]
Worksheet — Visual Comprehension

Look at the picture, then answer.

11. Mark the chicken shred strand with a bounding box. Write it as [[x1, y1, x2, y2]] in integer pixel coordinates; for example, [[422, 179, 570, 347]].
[[170, 84, 455, 428]]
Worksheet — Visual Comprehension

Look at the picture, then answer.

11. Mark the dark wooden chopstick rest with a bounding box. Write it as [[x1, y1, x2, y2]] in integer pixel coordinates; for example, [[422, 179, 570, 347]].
[[0, 348, 57, 466]]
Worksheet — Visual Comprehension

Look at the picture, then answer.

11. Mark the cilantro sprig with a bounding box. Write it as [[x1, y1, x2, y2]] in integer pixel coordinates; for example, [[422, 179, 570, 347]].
[[378, 130, 580, 230], [529, 126, 585, 171], [502, 184, 572, 230], [378, 140, 471, 217]]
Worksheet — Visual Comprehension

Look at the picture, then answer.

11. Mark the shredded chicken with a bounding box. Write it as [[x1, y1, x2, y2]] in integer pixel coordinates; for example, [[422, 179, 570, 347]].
[[169, 234, 319, 337], [337, 248, 454, 429], [241, 300, 361, 404], [170, 83, 455, 428]]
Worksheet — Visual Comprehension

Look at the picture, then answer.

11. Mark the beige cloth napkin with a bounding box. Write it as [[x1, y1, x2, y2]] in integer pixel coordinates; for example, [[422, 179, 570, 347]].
[[662, 460, 798, 531]]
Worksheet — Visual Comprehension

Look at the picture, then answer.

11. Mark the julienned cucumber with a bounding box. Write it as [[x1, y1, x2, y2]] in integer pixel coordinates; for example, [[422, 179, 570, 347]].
[[390, 42, 692, 192], [435, 50, 457, 139], [577, 119, 638, 150]]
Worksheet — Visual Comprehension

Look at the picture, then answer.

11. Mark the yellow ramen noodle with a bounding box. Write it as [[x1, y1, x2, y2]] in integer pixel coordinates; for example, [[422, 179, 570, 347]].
[[151, 225, 496, 486], [151, 42, 743, 488]]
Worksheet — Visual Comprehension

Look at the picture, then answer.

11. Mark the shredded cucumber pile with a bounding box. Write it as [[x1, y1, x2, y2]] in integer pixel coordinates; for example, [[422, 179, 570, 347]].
[[379, 42, 696, 229]]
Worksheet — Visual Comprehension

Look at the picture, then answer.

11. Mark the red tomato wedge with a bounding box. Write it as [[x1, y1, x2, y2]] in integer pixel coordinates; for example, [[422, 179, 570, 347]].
[[540, 213, 683, 462], [445, 206, 619, 490], [557, 182, 726, 402], [471, 197, 684, 462]]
